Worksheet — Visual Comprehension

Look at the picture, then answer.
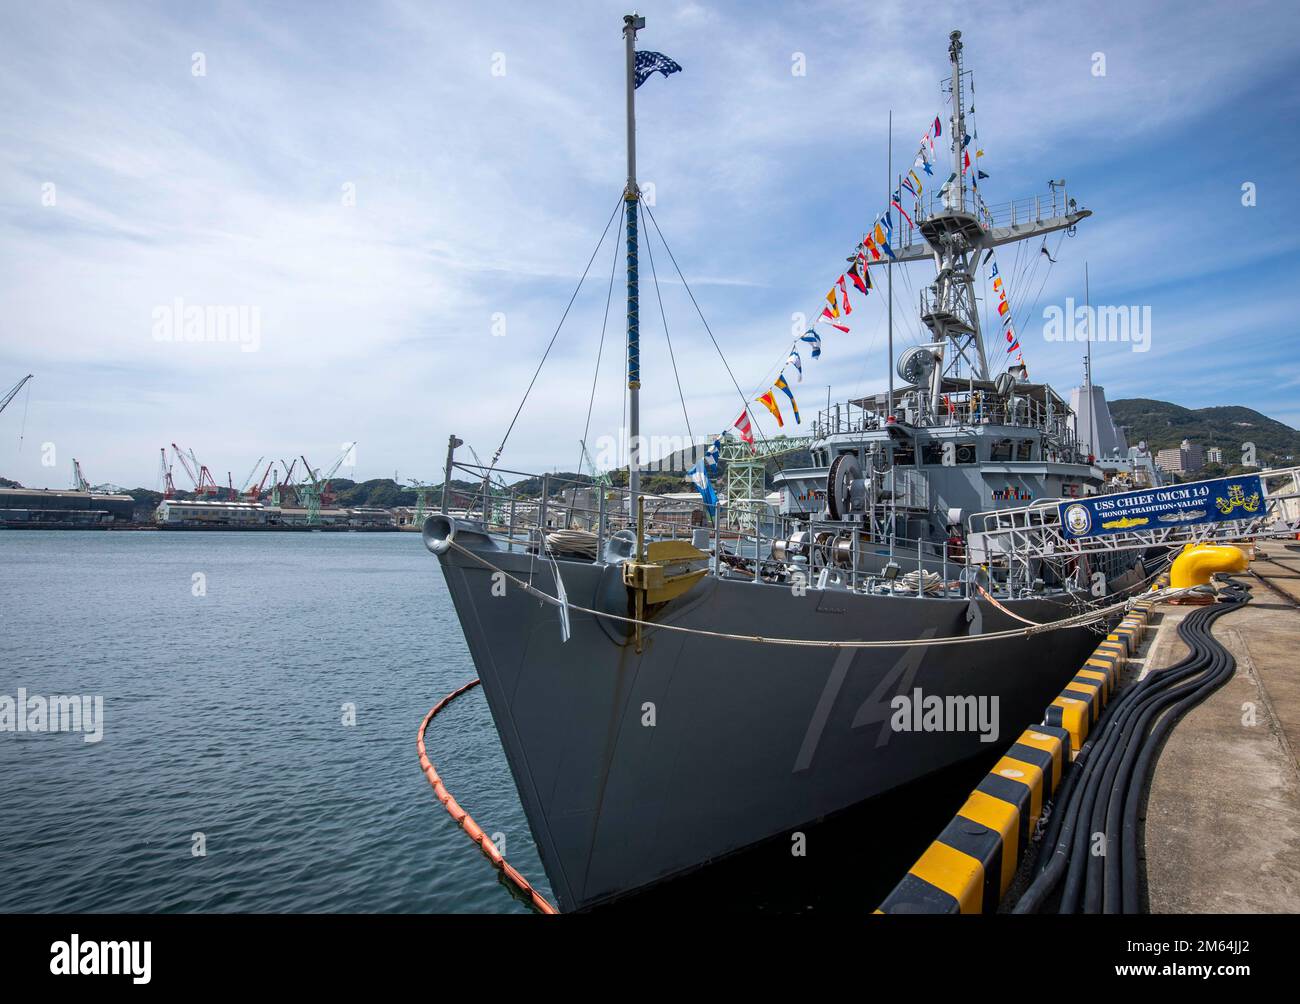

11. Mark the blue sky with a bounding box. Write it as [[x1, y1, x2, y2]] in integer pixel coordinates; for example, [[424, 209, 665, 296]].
[[2, 0, 1298, 489]]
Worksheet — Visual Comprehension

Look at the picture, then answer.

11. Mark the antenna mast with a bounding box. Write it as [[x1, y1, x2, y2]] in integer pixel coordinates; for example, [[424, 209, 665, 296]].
[[1084, 262, 1098, 461], [886, 110, 894, 423], [913, 29, 988, 419]]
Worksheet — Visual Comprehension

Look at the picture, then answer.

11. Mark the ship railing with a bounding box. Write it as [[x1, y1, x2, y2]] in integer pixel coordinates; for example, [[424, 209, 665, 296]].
[[734, 516, 974, 599], [905, 186, 1073, 232], [444, 458, 979, 599], [932, 390, 1074, 441], [812, 401, 886, 439], [966, 466, 1300, 580], [891, 184, 1075, 256], [975, 188, 1074, 231], [813, 393, 1083, 458], [447, 461, 712, 552]]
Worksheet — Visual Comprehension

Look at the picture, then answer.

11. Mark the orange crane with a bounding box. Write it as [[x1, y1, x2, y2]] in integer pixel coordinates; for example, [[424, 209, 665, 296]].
[[171, 443, 220, 497], [246, 460, 274, 502]]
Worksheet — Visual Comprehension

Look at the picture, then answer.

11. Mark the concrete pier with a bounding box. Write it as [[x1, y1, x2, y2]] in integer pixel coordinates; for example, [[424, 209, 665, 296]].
[[1140, 540, 1300, 913]]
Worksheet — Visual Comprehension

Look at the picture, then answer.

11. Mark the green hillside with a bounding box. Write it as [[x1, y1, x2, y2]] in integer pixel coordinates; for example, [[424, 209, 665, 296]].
[[1110, 399, 1299, 469]]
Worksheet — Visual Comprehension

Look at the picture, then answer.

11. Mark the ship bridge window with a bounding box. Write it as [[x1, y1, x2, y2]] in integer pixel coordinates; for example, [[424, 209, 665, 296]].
[[922, 440, 977, 465], [1017, 439, 1035, 461], [892, 442, 916, 466], [990, 439, 1014, 462]]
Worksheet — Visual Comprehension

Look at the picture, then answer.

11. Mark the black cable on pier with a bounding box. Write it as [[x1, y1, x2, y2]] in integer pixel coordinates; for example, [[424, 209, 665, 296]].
[[1013, 581, 1250, 914]]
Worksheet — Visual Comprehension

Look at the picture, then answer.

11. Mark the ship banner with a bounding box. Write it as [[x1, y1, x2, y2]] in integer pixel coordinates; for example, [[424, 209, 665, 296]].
[[1057, 475, 1265, 540]]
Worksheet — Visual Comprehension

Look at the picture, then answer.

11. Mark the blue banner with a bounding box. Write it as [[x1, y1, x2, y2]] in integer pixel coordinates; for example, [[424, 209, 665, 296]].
[[1058, 475, 1265, 540]]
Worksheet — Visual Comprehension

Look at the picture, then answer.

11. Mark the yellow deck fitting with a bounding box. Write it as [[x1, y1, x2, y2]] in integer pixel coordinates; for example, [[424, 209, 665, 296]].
[[1170, 543, 1249, 589]]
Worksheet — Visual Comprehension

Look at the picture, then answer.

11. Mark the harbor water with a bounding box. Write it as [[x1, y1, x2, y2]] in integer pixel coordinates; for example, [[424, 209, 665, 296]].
[[0, 530, 545, 913], [0, 530, 993, 913]]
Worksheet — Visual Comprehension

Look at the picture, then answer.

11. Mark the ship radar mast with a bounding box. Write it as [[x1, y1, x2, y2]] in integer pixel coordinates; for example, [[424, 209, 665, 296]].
[[884, 29, 1094, 424]]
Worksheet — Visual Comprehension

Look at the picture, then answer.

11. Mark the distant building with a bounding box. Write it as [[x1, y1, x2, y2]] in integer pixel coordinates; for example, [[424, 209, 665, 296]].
[[347, 507, 396, 528], [641, 492, 708, 531], [1205, 447, 1224, 465], [156, 499, 267, 526], [0, 487, 135, 526], [558, 486, 601, 530], [156, 500, 395, 528], [1155, 439, 1204, 475]]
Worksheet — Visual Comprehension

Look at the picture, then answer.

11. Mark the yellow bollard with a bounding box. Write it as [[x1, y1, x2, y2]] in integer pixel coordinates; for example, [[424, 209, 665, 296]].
[[1170, 543, 1248, 589]]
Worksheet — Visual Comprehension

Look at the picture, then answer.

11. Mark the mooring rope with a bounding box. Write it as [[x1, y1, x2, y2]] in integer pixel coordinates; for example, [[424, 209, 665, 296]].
[[416, 679, 559, 915], [445, 538, 1186, 649], [977, 584, 1046, 626]]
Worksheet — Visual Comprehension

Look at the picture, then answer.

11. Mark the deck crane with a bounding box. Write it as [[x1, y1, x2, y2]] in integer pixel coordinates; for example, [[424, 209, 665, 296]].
[[298, 443, 356, 526]]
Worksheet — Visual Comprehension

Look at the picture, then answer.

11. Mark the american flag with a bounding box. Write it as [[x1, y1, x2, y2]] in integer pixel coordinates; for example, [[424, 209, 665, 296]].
[[634, 51, 682, 89]]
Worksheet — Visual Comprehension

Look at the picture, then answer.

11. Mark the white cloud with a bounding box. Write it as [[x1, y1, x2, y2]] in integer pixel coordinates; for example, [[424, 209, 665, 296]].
[[1, 0, 1297, 489]]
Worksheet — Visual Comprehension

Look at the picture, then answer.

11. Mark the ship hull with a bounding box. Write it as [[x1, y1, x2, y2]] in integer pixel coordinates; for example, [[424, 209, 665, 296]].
[[433, 527, 1125, 912]]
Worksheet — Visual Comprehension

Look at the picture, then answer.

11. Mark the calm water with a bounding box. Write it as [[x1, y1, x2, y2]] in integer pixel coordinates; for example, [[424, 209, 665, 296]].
[[0, 530, 546, 913], [0, 529, 993, 914]]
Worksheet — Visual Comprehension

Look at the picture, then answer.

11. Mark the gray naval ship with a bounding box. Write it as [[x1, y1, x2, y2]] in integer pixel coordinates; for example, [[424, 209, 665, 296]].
[[424, 20, 1152, 911]]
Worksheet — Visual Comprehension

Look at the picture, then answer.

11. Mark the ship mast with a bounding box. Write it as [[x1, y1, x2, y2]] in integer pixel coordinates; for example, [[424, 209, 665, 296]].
[[912, 30, 989, 419], [948, 30, 967, 215], [884, 30, 1093, 423], [623, 13, 645, 511]]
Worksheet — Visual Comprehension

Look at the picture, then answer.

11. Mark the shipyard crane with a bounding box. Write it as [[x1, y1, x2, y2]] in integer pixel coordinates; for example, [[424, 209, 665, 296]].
[[579, 439, 612, 489], [0, 374, 33, 418], [466, 444, 509, 524], [405, 478, 439, 526], [171, 442, 220, 497], [170, 443, 199, 493], [721, 434, 813, 531], [71, 458, 90, 492], [237, 457, 264, 498], [246, 460, 274, 502], [298, 443, 356, 526], [157, 447, 176, 499], [271, 458, 297, 507]]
